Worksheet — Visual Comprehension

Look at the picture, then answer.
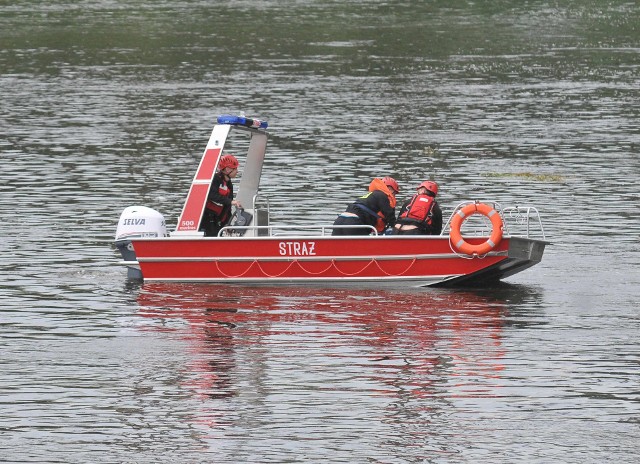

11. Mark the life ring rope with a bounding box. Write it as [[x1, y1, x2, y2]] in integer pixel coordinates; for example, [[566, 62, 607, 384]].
[[214, 257, 419, 278], [449, 202, 504, 256]]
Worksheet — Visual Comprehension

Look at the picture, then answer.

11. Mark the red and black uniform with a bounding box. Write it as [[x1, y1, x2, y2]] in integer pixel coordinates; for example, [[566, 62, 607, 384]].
[[200, 171, 234, 236], [332, 187, 396, 236], [394, 193, 442, 235]]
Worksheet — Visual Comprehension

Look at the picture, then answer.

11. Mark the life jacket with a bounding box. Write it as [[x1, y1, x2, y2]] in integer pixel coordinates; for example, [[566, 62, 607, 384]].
[[368, 178, 397, 232], [399, 193, 435, 226], [205, 176, 232, 222]]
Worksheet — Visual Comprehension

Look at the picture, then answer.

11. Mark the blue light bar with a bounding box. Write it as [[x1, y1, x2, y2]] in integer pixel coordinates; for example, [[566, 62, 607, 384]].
[[217, 115, 268, 129]]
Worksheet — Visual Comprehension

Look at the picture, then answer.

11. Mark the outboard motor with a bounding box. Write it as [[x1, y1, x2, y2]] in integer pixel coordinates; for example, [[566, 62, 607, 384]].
[[115, 206, 167, 279]]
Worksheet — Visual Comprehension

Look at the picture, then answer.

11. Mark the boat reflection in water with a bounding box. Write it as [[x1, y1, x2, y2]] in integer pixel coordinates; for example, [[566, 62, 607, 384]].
[[135, 283, 540, 436]]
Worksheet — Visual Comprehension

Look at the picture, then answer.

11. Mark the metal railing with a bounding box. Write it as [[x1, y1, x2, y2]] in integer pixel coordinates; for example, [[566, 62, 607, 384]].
[[220, 200, 545, 240], [219, 223, 378, 237], [442, 201, 545, 240], [502, 206, 546, 239]]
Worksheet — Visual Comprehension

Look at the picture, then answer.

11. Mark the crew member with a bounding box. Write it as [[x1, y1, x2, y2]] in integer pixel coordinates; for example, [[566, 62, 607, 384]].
[[332, 176, 399, 236], [392, 180, 442, 235], [200, 154, 242, 237]]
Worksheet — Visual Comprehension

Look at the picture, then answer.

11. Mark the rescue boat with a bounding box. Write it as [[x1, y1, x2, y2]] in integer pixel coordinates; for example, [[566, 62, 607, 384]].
[[114, 115, 548, 287]]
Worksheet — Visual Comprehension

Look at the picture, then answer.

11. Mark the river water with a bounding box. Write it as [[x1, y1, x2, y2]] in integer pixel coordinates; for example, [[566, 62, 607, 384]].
[[1, 1, 639, 462]]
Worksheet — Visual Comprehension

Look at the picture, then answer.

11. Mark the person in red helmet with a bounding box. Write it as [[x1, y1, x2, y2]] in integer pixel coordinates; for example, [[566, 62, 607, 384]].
[[332, 176, 399, 236], [392, 180, 442, 235], [200, 154, 242, 237]]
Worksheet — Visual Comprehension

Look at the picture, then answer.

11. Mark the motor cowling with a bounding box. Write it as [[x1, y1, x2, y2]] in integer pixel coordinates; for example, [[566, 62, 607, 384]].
[[115, 206, 167, 278], [115, 206, 167, 241]]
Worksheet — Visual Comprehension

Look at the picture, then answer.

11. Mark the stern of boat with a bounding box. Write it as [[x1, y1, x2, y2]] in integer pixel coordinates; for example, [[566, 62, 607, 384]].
[[114, 206, 167, 279]]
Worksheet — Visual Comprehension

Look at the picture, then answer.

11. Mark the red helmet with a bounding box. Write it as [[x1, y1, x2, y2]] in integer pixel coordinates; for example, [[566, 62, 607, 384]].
[[219, 154, 239, 170], [383, 176, 399, 193], [418, 180, 438, 196]]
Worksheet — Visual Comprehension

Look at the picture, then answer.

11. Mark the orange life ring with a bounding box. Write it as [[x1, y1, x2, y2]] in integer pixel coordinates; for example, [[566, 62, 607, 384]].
[[449, 203, 503, 255]]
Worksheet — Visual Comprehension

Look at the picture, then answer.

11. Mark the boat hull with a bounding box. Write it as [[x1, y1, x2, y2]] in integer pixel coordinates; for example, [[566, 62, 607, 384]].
[[125, 235, 546, 287]]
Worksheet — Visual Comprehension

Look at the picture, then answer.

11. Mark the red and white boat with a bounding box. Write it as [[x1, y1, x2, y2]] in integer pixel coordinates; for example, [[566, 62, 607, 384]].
[[115, 115, 548, 287]]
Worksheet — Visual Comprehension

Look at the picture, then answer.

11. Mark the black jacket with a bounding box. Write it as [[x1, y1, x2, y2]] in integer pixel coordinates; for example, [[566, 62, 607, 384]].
[[206, 171, 234, 223], [345, 190, 396, 228]]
